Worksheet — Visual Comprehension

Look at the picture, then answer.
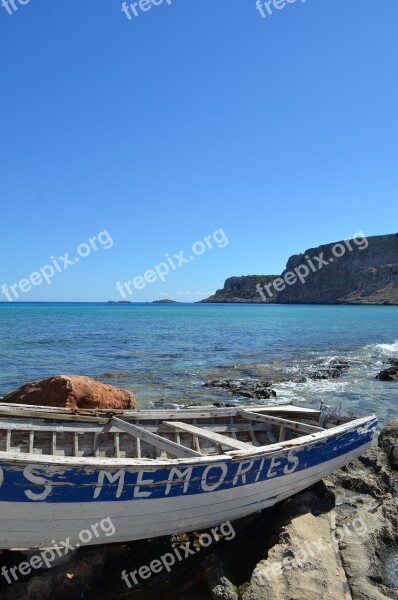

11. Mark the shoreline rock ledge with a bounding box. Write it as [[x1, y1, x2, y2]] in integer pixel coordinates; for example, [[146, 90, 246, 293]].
[[0, 375, 137, 410], [240, 430, 398, 600]]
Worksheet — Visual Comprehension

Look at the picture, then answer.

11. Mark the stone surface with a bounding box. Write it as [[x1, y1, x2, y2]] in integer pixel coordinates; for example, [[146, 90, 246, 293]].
[[204, 361, 350, 401], [1, 375, 136, 410], [376, 367, 398, 381], [205, 555, 239, 600], [242, 445, 398, 600], [201, 233, 398, 305], [379, 421, 398, 470], [308, 358, 351, 380], [201, 276, 279, 303], [204, 379, 277, 400]]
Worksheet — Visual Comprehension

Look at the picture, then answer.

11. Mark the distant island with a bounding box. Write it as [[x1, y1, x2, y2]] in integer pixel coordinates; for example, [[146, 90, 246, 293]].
[[152, 299, 179, 304], [201, 233, 398, 305], [107, 301, 132, 304]]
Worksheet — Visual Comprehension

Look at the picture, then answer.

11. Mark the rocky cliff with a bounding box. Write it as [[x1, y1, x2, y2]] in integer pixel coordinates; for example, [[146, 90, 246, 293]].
[[277, 233, 398, 304], [201, 276, 279, 303], [201, 233, 398, 305]]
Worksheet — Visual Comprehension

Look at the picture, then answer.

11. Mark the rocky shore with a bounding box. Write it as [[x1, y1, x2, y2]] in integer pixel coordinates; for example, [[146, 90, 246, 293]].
[[0, 423, 396, 600], [203, 358, 352, 403]]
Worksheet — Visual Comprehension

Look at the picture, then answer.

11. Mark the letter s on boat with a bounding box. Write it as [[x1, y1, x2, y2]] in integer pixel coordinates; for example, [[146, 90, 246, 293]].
[[23, 466, 52, 501], [283, 449, 299, 475]]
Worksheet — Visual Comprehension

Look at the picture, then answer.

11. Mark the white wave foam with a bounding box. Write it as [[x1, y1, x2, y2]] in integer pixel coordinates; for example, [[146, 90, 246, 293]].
[[373, 340, 398, 355]]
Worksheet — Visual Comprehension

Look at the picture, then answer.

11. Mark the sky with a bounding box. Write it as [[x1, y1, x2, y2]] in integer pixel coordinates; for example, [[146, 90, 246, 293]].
[[0, 0, 397, 302]]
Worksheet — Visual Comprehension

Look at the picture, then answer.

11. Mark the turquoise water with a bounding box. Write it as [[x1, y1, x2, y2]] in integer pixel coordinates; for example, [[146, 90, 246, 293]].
[[0, 303, 397, 423]]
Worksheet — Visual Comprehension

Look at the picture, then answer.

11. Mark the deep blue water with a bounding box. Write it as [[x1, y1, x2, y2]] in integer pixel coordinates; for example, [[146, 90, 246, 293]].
[[0, 303, 397, 422]]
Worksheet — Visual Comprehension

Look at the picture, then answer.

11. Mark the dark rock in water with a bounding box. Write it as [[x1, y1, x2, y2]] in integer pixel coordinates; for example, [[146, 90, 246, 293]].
[[99, 372, 130, 380], [1, 375, 137, 410], [379, 421, 398, 470], [376, 367, 398, 381], [204, 380, 277, 400], [384, 358, 398, 367], [308, 358, 351, 380]]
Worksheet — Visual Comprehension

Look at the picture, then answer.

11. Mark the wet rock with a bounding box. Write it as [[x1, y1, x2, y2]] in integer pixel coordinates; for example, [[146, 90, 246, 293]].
[[308, 358, 351, 380], [379, 421, 398, 470], [376, 367, 398, 381], [1, 375, 136, 410], [384, 359, 398, 367], [204, 380, 277, 400]]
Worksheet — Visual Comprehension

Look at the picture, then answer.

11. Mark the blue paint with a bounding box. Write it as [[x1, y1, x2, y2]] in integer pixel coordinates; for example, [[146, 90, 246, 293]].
[[0, 421, 377, 503]]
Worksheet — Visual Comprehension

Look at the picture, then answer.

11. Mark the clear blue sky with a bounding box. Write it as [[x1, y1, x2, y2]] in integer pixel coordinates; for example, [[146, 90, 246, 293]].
[[0, 0, 397, 302]]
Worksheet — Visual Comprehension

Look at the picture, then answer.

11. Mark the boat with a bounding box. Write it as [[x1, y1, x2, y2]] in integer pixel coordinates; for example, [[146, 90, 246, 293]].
[[0, 401, 377, 550]]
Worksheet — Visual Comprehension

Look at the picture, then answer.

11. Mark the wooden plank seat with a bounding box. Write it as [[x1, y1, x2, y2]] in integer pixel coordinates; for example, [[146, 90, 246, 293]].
[[163, 421, 253, 451], [111, 417, 203, 458]]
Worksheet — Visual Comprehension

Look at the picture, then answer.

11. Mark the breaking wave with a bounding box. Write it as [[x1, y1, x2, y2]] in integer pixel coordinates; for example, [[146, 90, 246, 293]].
[[372, 340, 398, 355]]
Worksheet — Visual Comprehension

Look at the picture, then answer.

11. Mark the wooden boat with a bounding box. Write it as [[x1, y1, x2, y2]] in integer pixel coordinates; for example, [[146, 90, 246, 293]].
[[0, 401, 377, 550]]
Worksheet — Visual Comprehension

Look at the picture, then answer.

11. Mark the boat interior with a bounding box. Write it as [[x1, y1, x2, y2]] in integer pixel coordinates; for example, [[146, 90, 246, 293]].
[[0, 402, 357, 460]]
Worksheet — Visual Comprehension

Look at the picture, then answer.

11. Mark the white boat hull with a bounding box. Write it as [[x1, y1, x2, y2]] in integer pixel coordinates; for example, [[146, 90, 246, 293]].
[[0, 416, 376, 549]]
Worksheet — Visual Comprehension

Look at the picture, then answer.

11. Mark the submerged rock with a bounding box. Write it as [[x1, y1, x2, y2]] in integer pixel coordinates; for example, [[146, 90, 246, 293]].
[[1, 375, 136, 410]]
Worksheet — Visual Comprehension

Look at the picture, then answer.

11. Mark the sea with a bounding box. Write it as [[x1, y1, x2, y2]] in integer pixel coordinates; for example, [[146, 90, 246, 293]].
[[0, 303, 397, 424]]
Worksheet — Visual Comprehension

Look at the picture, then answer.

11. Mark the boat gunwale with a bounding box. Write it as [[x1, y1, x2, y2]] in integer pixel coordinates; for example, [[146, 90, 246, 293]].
[[0, 415, 377, 468]]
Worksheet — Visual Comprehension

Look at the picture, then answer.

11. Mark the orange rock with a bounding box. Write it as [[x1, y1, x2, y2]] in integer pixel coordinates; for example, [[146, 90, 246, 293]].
[[1, 375, 136, 410]]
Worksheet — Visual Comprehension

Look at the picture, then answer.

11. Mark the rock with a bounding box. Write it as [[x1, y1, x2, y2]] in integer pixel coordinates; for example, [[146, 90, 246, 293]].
[[204, 379, 277, 400], [204, 555, 239, 600], [309, 359, 351, 380], [202, 233, 398, 305], [200, 276, 279, 303], [1, 375, 136, 410], [384, 359, 398, 367], [242, 445, 398, 600], [379, 421, 398, 470], [376, 367, 398, 381]]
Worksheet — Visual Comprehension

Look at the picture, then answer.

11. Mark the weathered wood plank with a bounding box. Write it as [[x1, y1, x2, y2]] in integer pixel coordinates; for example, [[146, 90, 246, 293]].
[[164, 421, 253, 451], [111, 417, 203, 458], [239, 411, 324, 434]]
